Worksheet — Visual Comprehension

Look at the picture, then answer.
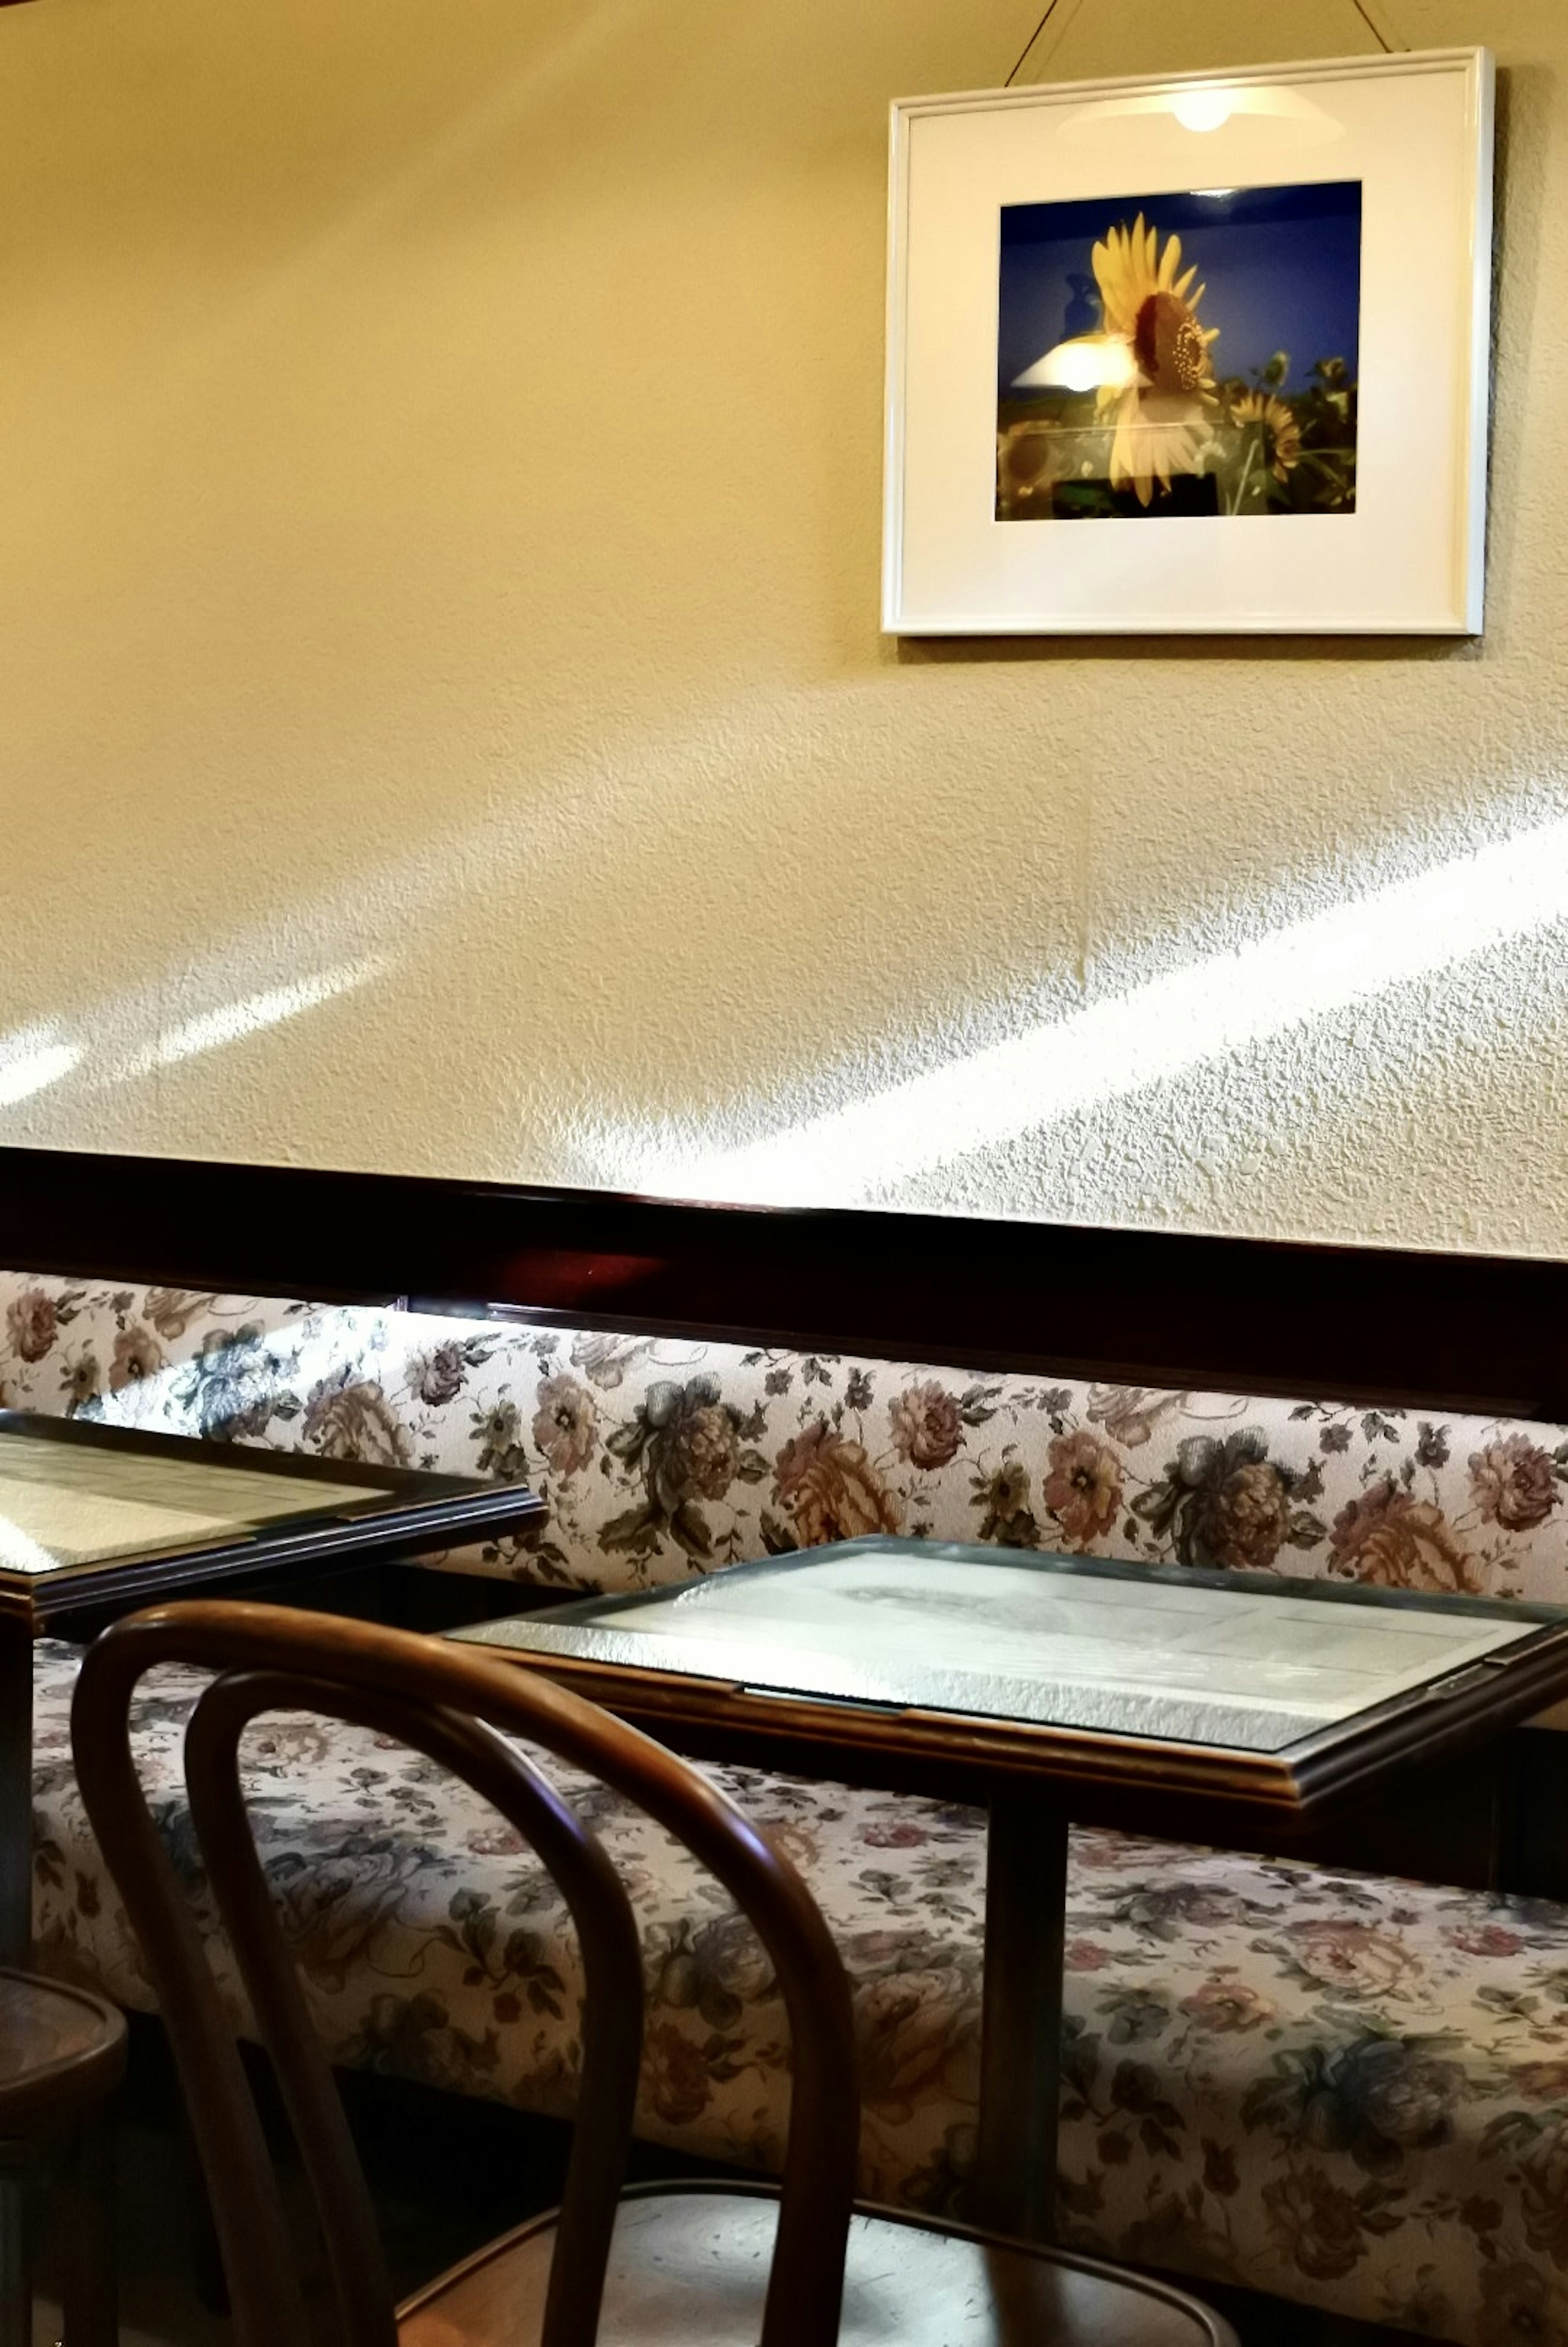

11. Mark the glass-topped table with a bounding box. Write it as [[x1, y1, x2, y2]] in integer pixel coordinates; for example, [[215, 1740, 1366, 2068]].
[[454, 1535, 1568, 2243], [0, 1409, 543, 1966]]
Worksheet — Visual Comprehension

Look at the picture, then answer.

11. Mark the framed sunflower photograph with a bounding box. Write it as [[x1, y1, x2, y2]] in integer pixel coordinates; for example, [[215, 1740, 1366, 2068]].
[[882, 50, 1494, 635]]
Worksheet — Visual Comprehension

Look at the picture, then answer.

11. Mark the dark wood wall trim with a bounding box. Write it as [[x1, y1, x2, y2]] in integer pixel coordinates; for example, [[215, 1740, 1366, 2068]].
[[0, 1144, 1562, 1416]]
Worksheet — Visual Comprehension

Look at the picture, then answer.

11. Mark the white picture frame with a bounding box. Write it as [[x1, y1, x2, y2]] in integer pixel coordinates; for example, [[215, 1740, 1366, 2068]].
[[882, 49, 1494, 636]]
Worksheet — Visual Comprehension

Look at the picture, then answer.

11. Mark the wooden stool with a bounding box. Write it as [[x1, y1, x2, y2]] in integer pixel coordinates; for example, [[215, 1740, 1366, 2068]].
[[0, 1970, 126, 2347]]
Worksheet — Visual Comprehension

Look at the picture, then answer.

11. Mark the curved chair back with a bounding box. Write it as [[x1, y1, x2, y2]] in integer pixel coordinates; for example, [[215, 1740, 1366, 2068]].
[[71, 1600, 860, 2347]]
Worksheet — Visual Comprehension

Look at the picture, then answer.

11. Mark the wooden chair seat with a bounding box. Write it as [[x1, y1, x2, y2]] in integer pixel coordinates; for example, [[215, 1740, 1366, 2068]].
[[398, 2181, 1230, 2347]]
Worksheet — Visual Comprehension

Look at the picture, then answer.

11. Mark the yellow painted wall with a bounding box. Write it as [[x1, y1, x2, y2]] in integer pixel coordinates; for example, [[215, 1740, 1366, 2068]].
[[0, 0, 1564, 1252]]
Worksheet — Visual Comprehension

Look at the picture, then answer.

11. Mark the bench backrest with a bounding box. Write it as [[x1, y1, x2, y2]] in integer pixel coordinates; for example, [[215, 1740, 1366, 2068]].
[[3, 1270, 1564, 1606]]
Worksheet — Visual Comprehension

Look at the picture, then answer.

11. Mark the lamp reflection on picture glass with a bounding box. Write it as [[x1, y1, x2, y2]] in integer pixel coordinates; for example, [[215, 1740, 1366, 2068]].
[[1011, 337, 1140, 393], [1172, 85, 1234, 133]]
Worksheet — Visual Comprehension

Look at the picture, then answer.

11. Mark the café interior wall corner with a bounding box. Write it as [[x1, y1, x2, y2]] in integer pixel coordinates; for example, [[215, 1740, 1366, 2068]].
[[0, 0, 1564, 1253]]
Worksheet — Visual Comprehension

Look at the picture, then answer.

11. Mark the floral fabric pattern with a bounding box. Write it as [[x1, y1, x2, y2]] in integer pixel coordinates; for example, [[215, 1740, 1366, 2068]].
[[4, 1271, 1568, 1607], [28, 1636, 1568, 2347], [12, 1268, 1568, 2344]]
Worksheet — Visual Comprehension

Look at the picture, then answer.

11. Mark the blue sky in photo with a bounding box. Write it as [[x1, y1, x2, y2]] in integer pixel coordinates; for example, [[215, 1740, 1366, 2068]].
[[998, 181, 1362, 397]]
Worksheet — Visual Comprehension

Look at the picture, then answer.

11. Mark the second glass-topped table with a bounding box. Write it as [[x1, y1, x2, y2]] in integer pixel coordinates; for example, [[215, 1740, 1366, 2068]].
[[454, 1534, 1568, 2243], [481, 1540, 1545, 1753]]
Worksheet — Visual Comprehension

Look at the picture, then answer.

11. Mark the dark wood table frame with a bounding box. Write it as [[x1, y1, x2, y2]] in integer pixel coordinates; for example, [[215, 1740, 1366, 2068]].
[[455, 1551, 1568, 2244], [0, 1412, 544, 1971]]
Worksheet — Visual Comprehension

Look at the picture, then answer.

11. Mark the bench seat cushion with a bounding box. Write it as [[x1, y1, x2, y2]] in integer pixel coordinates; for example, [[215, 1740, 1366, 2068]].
[[35, 1639, 1568, 2345]]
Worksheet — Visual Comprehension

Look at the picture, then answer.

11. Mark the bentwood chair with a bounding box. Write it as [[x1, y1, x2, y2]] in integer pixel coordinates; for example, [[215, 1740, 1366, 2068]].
[[71, 1601, 1236, 2347]]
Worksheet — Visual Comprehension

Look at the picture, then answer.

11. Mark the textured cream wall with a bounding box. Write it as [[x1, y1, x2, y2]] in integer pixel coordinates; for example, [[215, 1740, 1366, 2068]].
[[0, 0, 1563, 1252]]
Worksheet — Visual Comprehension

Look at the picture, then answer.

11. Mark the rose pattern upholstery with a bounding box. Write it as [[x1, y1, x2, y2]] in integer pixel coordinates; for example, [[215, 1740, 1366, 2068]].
[[11, 1271, 1568, 2343], [5, 1272, 1568, 1604]]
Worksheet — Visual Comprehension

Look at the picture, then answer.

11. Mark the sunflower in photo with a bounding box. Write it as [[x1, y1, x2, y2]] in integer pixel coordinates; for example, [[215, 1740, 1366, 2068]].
[[1232, 389, 1302, 483], [1091, 214, 1220, 506]]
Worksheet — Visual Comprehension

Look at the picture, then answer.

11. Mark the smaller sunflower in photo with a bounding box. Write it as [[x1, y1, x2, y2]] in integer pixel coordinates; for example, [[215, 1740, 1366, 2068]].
[[1211, 352, 1358, 516], [1231, 390, 1302, 485]]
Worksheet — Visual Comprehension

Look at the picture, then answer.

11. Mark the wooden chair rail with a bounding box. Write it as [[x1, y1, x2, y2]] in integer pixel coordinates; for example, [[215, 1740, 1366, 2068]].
[[0, 1144, 1563, 1414]]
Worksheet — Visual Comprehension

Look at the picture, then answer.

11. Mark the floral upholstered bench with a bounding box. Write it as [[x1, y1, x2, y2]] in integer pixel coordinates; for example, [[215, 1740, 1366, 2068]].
[[10, 1269, 1568, 2345]]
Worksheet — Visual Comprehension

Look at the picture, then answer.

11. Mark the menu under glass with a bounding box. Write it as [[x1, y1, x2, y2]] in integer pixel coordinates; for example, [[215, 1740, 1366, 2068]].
[[0, 1433, 390, 1573], [464, 1544, 1541, 1752]]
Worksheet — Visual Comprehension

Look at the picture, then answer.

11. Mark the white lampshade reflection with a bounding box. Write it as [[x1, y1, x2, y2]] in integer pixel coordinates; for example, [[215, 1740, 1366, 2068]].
[[1011, 335, 1139, 393], [1172, 86, 1233, 133]]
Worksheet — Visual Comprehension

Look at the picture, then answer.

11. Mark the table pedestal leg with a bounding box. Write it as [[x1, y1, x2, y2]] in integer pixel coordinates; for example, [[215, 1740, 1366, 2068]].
[[0, 1620, 31, 1972], [62, 2105, 118, 2347], [0, 2144, 28, 2347], [968, 1786, 1069, 2243], [0, 1623, 33, 2347]]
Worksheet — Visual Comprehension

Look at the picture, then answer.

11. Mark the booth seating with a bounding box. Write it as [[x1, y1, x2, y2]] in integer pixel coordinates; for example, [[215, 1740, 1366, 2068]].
[[11, 1269, 1568, 2345]]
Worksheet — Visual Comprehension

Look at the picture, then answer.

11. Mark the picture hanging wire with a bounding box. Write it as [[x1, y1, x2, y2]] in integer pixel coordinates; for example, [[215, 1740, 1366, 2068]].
[[1005, 0, 1064, 87], [1348, 0, 1400, 51], [1004, 0, 1402, 86]]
